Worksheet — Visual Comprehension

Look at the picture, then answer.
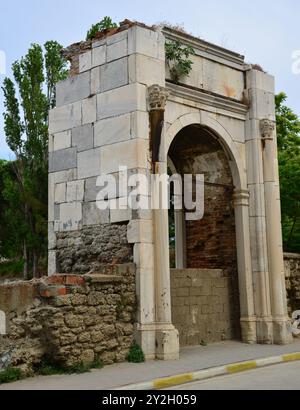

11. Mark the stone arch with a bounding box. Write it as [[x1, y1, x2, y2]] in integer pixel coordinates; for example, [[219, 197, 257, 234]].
[[164, 111, 246, 191], [162, 110, 256, 345]]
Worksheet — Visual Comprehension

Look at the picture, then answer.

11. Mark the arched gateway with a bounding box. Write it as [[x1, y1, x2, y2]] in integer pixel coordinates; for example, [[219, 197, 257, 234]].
[[48, 21, 292, 360]]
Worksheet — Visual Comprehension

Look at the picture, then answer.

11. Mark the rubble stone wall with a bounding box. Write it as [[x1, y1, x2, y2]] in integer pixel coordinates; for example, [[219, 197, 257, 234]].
[[284, 253, 300, 315], [0, 264, 135, 374], [56, 224, 133, 273]]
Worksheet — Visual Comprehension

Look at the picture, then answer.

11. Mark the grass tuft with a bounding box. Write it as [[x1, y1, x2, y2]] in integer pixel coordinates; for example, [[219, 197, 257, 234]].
[[0, 366, 24, 384], [37, 357, 103, 376]]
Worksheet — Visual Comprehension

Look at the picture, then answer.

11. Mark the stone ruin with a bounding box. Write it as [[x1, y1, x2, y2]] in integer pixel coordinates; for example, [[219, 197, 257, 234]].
[[0, 20, 299, 373]]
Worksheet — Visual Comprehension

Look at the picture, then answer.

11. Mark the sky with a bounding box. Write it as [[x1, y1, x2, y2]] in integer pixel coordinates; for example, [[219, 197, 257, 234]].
[[0, 0, 299, 159]]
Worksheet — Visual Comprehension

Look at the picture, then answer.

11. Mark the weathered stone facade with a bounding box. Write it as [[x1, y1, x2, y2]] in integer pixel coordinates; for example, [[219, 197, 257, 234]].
[[284, 253, 300, 315], [46, 20, 293, 360], [0, 264, 135, 374], [171, 269, 240, 346]]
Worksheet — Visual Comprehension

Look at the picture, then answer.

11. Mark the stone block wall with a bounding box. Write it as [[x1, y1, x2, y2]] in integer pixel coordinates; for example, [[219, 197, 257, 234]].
[[284, 253, 300, 314], [0, 264, 135, 374], [170, 269, 240, 346], [48, 23, 164, 276]]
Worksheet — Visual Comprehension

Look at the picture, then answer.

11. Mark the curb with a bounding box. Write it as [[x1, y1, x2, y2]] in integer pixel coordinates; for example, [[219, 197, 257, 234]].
[[116, 352, 300, 390]]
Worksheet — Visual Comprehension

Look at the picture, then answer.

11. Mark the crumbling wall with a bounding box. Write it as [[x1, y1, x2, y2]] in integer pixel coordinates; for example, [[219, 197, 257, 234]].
[[284, 253, 300, 315], [0, 264, 135, 374], [171, 269, 240, 346]]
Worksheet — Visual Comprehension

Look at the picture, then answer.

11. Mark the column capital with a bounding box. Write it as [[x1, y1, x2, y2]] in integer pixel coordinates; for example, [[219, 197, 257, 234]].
[[260, 119, 275, 141], [148, 84, 169, 111], [233, 189, 250, 207]]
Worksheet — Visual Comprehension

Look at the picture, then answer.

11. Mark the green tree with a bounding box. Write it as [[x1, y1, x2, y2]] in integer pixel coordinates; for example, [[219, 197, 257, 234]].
[[0, 160, 27, 265], [2, 41, 68, 278], [276, 92, 300, 252]]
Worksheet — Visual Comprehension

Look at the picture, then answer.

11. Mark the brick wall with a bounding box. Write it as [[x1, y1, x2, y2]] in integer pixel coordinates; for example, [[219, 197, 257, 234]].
[[171, 269, 240, 346], [169, 126, 238, 275], [0, 264, 135, 375], [186, 184, 237, 274]]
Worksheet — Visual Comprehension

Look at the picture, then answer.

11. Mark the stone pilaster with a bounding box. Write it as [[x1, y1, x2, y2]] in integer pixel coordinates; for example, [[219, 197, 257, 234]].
[[245, 69, 274, 343], [233, 189, 257, 343], [260, 119, 293, 344]]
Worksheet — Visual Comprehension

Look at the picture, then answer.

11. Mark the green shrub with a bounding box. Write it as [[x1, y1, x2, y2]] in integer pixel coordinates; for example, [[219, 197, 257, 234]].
[[86, 17, 118, 40], [0, 366, 23, 384], [127, 345, 145, 363]]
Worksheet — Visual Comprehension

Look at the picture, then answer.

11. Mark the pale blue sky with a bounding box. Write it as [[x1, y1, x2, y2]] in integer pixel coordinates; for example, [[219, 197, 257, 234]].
[[0, 0, 299, 159]]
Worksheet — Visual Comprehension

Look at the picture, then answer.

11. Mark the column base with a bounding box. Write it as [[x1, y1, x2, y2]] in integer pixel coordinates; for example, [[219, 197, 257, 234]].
[[135, 324, 156, 360], [240, 317, 257, 344], [156, 326, 180, 361], [135, 323, 180, 360], [256, 317, 273, 344], [273, 318, 293, 345]]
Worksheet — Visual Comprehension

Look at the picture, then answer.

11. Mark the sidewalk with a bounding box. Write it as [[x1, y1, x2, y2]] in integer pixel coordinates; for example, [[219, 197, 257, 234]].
[[1, 340, 300, 390]]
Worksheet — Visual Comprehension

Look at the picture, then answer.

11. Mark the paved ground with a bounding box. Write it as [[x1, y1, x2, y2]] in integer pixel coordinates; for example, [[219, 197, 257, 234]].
[[167, 361, 300, 390], [1, 340, 300, 390]]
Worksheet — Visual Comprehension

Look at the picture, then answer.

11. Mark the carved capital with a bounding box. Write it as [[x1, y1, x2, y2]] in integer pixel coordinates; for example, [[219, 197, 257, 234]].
[[260, 119, 275, 140], [148, 84, 169, 111]]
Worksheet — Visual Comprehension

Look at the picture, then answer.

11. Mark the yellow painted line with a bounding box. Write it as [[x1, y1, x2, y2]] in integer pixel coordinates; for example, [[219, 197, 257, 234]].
[[226, 361, 257, 374], [153, 373, 194, 389], [282, 352, 300, 362]]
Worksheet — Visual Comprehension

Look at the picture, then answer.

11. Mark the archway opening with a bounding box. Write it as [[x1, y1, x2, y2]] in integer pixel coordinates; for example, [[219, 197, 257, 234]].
[[168, 124, 241, 346]]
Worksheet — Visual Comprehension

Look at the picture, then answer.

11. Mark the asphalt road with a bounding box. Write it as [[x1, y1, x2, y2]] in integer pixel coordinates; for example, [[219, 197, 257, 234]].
[[165, 361, 300, 390]]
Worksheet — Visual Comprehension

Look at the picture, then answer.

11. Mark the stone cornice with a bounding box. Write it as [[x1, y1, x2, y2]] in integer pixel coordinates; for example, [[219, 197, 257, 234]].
[[162, 27, 245, 70], [166, 82, 248, 118]]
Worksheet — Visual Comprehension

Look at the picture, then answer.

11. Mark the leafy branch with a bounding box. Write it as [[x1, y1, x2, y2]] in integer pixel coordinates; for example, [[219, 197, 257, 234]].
[[165, 40, 195, 83]]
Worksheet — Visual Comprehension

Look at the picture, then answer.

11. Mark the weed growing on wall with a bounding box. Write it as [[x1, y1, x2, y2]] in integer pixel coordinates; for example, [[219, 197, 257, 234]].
[[166, 40, 195, 83]]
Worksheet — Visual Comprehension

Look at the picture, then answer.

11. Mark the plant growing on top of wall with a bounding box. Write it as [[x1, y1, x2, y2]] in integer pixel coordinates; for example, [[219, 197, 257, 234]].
[[86, 17, 118, 41], [165, 40, 195, 84]]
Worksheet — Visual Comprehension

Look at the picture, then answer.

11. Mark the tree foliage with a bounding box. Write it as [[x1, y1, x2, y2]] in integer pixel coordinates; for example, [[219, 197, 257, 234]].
[[1, 41, 68, 278], [276, 92, 300, 253], [86, 17, 118, 41]]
